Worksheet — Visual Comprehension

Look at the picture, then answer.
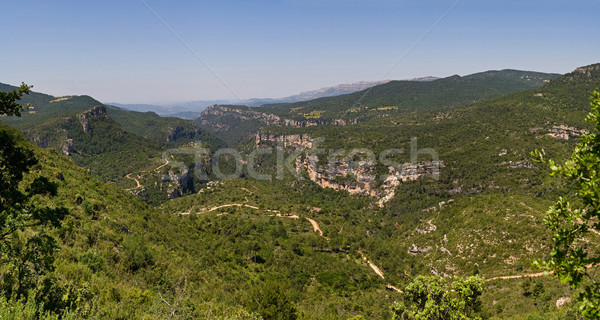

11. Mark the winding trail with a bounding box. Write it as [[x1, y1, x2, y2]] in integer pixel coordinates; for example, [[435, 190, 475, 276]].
[[153, 158, 170, 172], [486, 263, 599, 281], [306, 217, 326, 239], [184, 202, 402, 292], [486, 271, 549, 281], [125, 173, 142, 191], [358, 251, 385, 279], [124, 158, 171, 191], [176, 201, 600, 294]]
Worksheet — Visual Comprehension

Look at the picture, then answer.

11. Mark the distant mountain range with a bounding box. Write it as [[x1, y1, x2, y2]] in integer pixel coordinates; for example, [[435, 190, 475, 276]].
[[195, 69, 560, 144], [243, 80, 395, 107], [108, 78, 438, 118], [106, 100, 230, 119]]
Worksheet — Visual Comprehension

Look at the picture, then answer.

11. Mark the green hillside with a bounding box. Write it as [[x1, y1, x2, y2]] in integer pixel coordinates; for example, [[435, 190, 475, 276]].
[[194, 69, 559, 146], [17, 105, 164, 180], [1, 136, 576, 319], [0, 125, 394, 319], [1, 65, 598, 319], [0, 82, 216, 146], [0, 82, 225, 205], [256, 69, 559, 121]]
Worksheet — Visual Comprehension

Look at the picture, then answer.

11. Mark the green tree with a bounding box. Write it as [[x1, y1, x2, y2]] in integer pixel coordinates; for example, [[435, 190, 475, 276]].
[[0, 83, 68, 307], [390, 275, 484, 320], [0, 83, 31, 116], [245, 281, 297, 320], [533, 89, 600, 319]]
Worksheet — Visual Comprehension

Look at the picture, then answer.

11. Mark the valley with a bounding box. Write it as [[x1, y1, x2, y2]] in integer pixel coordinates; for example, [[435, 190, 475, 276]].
[[1, 64, 599, 319]]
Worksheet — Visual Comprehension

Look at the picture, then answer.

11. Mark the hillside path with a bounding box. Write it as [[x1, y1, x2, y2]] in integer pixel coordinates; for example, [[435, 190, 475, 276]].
[[125, 173, 142, 191], [487, 263, 598, 281], [124, 158, 171, 191], [184, 202, 403, 292]]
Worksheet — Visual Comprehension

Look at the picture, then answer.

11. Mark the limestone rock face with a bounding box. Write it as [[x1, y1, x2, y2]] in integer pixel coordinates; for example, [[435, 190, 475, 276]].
[[255, 133, 314, 150], [78, 105, 107, 133], [555, 297, 571, 308], [256, 133, 444, 206], [408, 244, 432, 255], [198, 105, 363, 134], [545, 125, 587, 140], [131, 187, 149, 200], [574, 64, 600, 77], [62, 138, 74, 156], [162, 168, 192, 200]]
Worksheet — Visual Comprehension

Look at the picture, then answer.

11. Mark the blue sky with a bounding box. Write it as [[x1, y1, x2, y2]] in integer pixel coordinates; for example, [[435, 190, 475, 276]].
[[1, 0, 599, 104]]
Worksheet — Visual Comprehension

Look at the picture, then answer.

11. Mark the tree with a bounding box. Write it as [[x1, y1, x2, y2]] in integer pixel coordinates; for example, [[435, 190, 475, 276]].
[[0, 83, 68, 305], [0, 83, 31, 116], [533, 89, 600, 319], [390, 275, 484, 320], [245, 281, 297, 320]]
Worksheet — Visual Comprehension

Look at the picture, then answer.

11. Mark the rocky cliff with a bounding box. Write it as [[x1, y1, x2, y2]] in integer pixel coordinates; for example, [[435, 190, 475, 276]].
[[78, 105, 107, 133], [256, 133, 443, 206], [197, 105, 363, 138]]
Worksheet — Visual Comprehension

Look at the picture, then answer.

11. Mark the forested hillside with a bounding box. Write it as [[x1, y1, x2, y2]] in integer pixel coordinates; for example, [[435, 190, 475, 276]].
[[0, 82, 225, 205], [0, 64, 598, 319], [257, 70, 558, 121], [0, 82, 216, 146], [194, 69, 559, 145]]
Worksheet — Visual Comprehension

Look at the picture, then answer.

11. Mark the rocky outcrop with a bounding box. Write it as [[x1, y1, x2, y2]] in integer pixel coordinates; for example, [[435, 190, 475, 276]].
[[556, 297, 571, 308], [162, 168, 192, 200], [198, 105, 364, 134], [199, 105, 282, 131], [32, 135, 50, 148], [378, 162, 444, 207], [166, 126, 201, 142], [256, 133, 443, 205], [574, 64, 600, 77], [255, 133, 314, 149], [282, 118, 360, 127], [416, 220, 437, 234], [130, 187, 149, 200], [408, 244, 432, 255], [62, 138, 74, 156], [545, 125, 587, 140], [299, 153, 378, 197], [500, 160, 534, 169], [78, 105, 107, 133]]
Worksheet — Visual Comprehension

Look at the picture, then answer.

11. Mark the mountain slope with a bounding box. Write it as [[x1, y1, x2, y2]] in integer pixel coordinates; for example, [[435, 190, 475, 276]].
[[192, 64, 599, 318], [194, 69, 559, 145], [245, 80, 393, 106], [0, 82, 214, 145], [256, 69, 560, 121], [1, 65, 597, 319], [1, 124, 395, 319]]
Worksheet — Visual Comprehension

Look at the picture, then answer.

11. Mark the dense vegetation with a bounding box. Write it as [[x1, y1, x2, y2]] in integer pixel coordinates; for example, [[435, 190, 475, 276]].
[[194, 70, 559, 146], [0, 65, 598, 319], [533, 89, 600, 318], [0, 82, 212, 146], [256, 70, 559, 121], [0, 82, 225, 205]]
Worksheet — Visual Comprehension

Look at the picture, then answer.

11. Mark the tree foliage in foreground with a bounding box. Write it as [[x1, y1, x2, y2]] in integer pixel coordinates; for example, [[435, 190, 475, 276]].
[[390, 275, 484, 320], [533, 89, 600, 319], [0, 83, 68, 311], [0, 82, 31, 117]]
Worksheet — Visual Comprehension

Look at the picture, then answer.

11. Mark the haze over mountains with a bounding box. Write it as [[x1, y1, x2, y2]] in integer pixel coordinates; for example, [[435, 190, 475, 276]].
[[107, 78, 435, 119]]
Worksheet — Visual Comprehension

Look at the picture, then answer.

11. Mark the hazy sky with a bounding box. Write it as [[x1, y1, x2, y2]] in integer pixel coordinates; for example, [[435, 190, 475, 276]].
[[2, 0, 599, 104]]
